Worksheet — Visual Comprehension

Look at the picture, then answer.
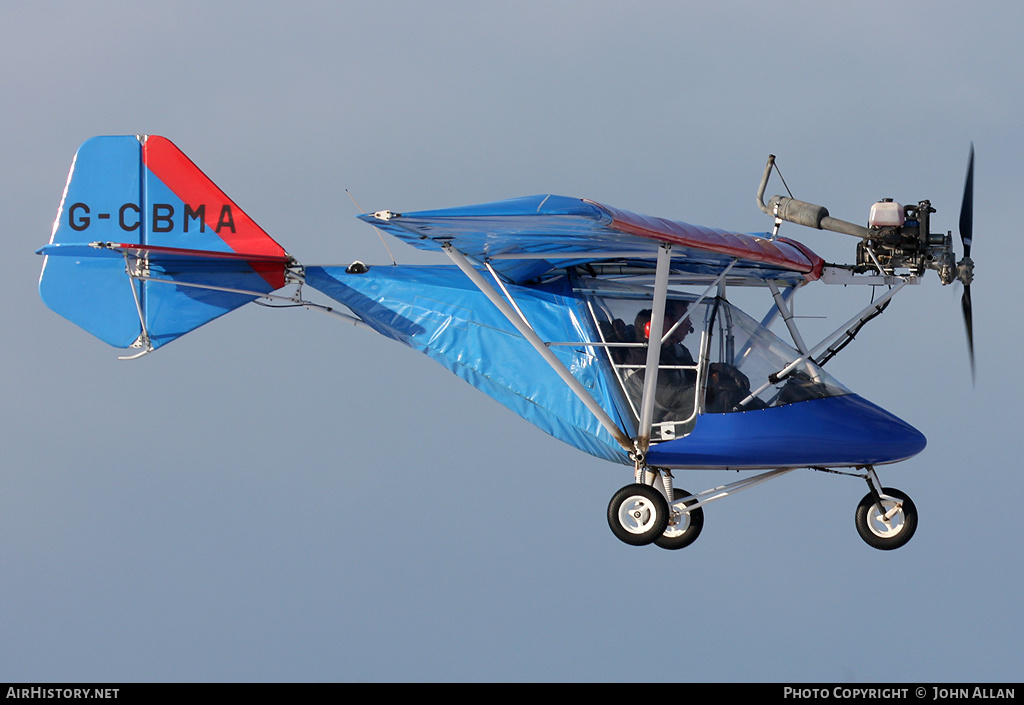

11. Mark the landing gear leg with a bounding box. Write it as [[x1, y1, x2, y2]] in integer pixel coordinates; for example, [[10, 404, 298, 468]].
[[649, 470, 703, 550]]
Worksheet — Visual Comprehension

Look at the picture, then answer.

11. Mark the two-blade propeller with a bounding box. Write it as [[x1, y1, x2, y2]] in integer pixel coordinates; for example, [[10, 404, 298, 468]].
[[958, 144, 976, 382]]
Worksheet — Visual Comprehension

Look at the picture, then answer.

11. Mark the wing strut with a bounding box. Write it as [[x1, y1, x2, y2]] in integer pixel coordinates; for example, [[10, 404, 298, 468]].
[[441, 242, 633, 453], [635, 243, 673, 456]]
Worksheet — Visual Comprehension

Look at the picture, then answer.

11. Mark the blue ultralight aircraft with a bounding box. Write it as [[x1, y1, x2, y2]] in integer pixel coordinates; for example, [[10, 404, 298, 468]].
[[37, 136, 976, 550]]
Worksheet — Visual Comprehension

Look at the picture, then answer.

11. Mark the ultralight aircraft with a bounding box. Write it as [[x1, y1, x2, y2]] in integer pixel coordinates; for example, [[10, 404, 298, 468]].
[[37, 136, 976, 550]]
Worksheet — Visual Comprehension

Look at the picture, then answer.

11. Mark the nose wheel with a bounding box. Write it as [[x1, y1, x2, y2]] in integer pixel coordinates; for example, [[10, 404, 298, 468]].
[[855, 487, 918, 550]]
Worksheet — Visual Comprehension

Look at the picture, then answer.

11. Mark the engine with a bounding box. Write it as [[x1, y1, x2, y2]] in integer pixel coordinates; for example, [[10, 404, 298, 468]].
[[854, 199, 960, 284], [755, 154, 973, 287]]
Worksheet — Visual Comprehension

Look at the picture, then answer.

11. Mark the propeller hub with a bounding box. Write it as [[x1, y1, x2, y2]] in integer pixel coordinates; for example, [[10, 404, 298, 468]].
[[956, 256, 974, 286]]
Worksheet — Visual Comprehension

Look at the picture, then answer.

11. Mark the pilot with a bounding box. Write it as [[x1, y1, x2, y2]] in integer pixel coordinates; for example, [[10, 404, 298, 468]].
[[625, 300, 697, 422]]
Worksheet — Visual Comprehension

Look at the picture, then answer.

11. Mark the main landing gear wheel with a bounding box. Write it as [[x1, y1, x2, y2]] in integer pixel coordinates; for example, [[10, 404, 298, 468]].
[[655, 488, 704, 550], [855, 487, 918, 550], [607, 484, 669, 546]]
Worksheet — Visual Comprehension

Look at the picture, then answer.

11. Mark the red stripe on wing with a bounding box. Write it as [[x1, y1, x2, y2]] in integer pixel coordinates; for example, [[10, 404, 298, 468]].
[[592, 200, 823, 280]]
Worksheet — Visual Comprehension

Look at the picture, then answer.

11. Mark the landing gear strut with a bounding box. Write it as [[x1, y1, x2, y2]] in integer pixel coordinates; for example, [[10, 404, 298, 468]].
[[607, 465, 918, 550], [655, 489, 704, 550]]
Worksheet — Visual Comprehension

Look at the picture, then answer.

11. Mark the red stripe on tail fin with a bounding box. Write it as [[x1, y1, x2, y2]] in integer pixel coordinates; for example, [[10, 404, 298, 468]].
[[141, 136, 288, 288]]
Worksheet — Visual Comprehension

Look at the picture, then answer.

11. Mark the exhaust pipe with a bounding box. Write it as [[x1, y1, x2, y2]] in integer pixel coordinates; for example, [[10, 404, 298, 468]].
[[757, 155, 871, 240]]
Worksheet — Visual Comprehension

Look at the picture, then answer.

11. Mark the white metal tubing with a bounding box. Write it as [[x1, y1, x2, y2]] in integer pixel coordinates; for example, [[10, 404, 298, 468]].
[[671, 467, 797, 512], [485, 261, 533, 331], [658, 259, 736, 345], [301, 304, 375, 332], [767, 280, 819, 382], [767, 280, 809, 354], [121, 253, 151, 353], [758, 283, 794, 330], [132, 273, 291, 301], [442, 242, 633, 451], [135, 270, 376, 333], [775, 278, 908, 378], [636, 244, 673, 451], [546, 341, 644, 348], [117, 347, 153, 361], [738, 278, 909, 406]]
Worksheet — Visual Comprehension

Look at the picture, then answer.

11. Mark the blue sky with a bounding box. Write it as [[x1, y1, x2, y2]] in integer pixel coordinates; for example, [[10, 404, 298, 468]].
[[3, 0, 1022, 682]]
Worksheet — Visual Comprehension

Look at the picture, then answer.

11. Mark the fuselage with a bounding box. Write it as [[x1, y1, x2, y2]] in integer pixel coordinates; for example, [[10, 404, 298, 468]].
[[303, 263, 926, 470]]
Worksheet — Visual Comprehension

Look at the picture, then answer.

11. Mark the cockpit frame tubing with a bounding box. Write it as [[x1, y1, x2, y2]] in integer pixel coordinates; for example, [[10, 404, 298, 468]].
[[767, 280, 810, 355], [737, 278, 909, 406], [581, 259, 737, 445], [767, 279, 820, 382], [658, 259, 737, 346]]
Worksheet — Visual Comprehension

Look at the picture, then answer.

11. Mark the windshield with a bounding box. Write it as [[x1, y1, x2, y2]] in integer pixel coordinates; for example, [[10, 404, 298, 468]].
[[704, 298, 849, 412]]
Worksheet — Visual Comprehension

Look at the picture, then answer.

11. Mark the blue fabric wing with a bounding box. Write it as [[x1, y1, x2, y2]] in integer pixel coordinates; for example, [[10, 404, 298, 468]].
[[359, 195, 823, 284]]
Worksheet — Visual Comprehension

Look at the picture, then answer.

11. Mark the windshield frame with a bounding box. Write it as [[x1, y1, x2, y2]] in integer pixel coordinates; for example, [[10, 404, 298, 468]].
[[581, 279, 851, 443]]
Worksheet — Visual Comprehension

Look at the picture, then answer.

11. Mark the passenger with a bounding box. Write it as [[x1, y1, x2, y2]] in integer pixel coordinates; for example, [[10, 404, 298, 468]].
[[598, 317, 635, 364]]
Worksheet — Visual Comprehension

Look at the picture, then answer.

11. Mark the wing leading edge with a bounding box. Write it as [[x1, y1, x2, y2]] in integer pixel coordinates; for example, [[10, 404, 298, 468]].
[[359, 194, 824, 284]]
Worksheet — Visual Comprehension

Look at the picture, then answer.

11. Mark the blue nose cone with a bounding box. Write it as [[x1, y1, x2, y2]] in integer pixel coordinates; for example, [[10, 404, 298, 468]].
[[646, 394, 927, 469]]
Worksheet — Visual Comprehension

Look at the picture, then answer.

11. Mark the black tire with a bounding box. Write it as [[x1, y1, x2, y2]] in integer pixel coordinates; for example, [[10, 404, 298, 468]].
[[607, 484, 669, 546], [855, 487, 918, 550], [654, 488, 704, 550]]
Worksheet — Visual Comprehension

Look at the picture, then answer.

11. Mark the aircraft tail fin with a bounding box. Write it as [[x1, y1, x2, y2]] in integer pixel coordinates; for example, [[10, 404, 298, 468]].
[[38, 136, 292, 354]]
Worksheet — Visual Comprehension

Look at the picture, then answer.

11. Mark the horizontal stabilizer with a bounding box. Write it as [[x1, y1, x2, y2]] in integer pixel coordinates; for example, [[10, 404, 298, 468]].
[[39, 241, 292, 264], [38, 136, 291, 351]]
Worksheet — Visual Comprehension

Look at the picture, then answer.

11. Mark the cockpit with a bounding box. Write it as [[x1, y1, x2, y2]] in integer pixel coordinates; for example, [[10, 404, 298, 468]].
[[583, 280, 850, 442]]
